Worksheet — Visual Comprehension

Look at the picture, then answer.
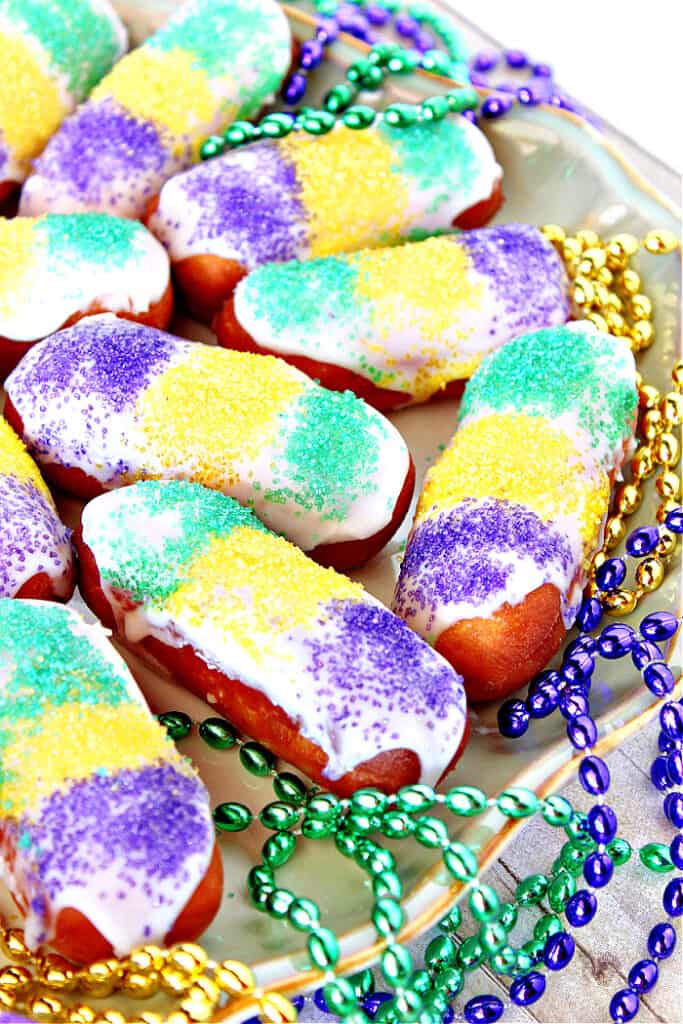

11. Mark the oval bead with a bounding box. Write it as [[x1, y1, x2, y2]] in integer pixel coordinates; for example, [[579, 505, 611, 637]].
[[594, 557, 627, 592], [650, 755, 672, 791], [663, 792, 683, 828], [626, 524, 660, 556], [198, 716, 238, 748], [351, 789, 387, 814], [424, 935, 456, 971], [213, 801, 252, 833], [567, 715, 598, 749], [157, 710, 192, 741], [435, 965, 464, 998], [528, 680, 560, 718], [288, 896, 320, 932], [464, 995, 504, 1023], [438, 906, 462, 934], [513, 950, 534, 975], [323, 978, 356, 1016], [307, 928, 340, 969], [588, 804, 618, 843], [576, 596, 603, 632], [584, 851, 614, 888], [515, 874, 548, 907], [497, 700, 530, 738], [396, 784, 436, 814], [443, 842, 478, 881], [262, 831, 296, 868], [469, 884, 500, 923], [247, 865, 273, 893], [666, 749, 683, 785], [543, 931, 575, 971], [566, 890, 597, 927], [608, 838, 633, 866], [422, 95, 450, 120], [373, 870, 403, 901], [562, 650, 595, 686], [534, 914, 562, 942], [632, 638, 662, 669], [509, 972, 546, 1006], [457, 937, 485, 971], [643, 662, 675, 696], [302, 817, 337, 840], [372, 898, 404, 937], [647, 922, 676, 958], [414, 816, 449, 848], [640, 611, 679, 641], [342, 104, 377, 129], [579, 755, 611, 795], [598, 622, 634, 658], [660, 701, 683, 739], [199, 136, 225, 160], [662, 876, 683, 916], [273, 772, 308, 805], [381, 944, 412, 985], [670, 834, 683, 870], [381, 810, 414, 839], [547, 871, 576, 912], [628, 958, 658, 994], [665, 506, 683, 532], [350, 968, 374, 999], [306, 793, 340, 822], [497, 788, 540, 818], [266, 887, 294, 919], [479, 921, 507, 953], [561, 842, 588, 875], [364, 992, 393, 1018], [239, 741, 275, 776], [560, 689, 590, 720], [498, 902, 518, 932], [541, 795, 573, 826], [259, 802, 300, 832], [609, 989, 639, 1022], [445, 786, 488, 816], [640, 842, 674, 873]]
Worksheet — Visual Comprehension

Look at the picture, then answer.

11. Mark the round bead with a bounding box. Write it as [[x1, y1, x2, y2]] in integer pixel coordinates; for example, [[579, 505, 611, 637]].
[[626, 524, 660, 557], [641, 611, 679, 641], [240, 741, 275, 776], [567, 715, 598, 749], [509, 972, 546, 1006], [308, 928, 340, 969], [628, 959, 658, 994], [663, 876, 683, 916], [157, 711, 192, 741], [566, 890, 597, 927], [639, 842, 674, 873], [594, 557, 626, 592], [481, 94, 514, 118], [598, 623, 635, 659], [576, 597, 603, 632], [670, 834, 683, 870], [587, 805, 618, 843], [497, 699, 530, 738], [647, 922, 676, 958], [579, 755, 611, 795], [198, 717, 238, 749], [609, 989, 639, 1022], [463, 995, 504, 1023], [213, 801, 252, 833], [584, 851, 614, 888], [543, 931, 575, 971], [661, 701, 683, 738], [643, 662, 675, 696], [199, 135, 225, 160]]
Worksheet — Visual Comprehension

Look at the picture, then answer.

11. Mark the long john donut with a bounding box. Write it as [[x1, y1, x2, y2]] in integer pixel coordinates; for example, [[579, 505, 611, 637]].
[[392, 321, 639, 701], [0, 418, 74, 601], [0, 600, 222, 963], [144, 115, 503, 320], [4, 315, 414, 570], [19, 0, 292, 219], [0, 0, 126, 206], [214, 224, 570, 410], [76, 480, 469, 796], [0, 212, 172, 377]]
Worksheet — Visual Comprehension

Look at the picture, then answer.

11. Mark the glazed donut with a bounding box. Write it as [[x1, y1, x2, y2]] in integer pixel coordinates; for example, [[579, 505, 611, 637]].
[[0, 599, 222, 962], [76, 479, 469, 796], [4, 315, 414, 570], [392, 321, 639, 701], [0, 0, 126, 206], [145, 115, 503, 320], [215, 224, 570, 410], [0, 212, 172, 378], [19, 0, 292, 219], [0, 418, 73, 601]]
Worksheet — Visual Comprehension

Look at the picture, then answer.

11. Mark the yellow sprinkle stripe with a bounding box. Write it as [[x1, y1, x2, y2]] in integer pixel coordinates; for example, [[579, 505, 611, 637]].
[[2, 703, 181, 818], [0, 218, 43, 320], [135, 346, 305, 489], [418, 413, 610, 546], [0, 418, 53, 499], [281, 126, 412, 258], [164, 525, 363, 664], [0, 31, 66, 167]]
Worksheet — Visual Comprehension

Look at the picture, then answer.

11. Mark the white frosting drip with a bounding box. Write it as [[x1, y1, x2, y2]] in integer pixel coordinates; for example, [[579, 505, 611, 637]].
[[0, 220, 170, 341]]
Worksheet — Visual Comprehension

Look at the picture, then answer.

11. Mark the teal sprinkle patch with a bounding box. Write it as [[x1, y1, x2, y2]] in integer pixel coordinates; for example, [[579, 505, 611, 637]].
[[0, 600, 134, 756], [458, 324, 638, 460], [380, 117, 479, 200], [243, 254, 360, 354], [87, 480, 269, 604], [17, 831, 32, 849], [0, 0, 122, 97], [268, 389, 388, 521], [149, 0, 288, 92], [42, 213, 146, 271]]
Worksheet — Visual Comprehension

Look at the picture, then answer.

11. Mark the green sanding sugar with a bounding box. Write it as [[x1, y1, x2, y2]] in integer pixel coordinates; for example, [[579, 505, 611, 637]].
[[459, 325, 638, 458], [243, 254, 359, 352], [0, 600, 134, 756], [88, 480, 269, 604], [149, 0, 286, 84], [380, 118, 479, 197], [43, 212, 146, 271], [0, 0, 122, 97], [268, 389, 387, 520]]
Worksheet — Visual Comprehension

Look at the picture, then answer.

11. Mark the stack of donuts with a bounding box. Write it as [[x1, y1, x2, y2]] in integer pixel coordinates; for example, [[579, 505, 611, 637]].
[[0, 0, 638, 964]]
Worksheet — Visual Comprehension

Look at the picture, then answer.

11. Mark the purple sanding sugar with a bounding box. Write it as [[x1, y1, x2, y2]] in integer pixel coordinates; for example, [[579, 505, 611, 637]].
[[303, 599, 466, 747], [458, 224, 570, 336], [394, 498, 573, 631], [0, 135, 8, 178], [179, 141, 308, 267], [12, 762, 212, 928], [0, 1013, 37, 1023], [24, 98, 171, 211], [0, 475, 71, 596]]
